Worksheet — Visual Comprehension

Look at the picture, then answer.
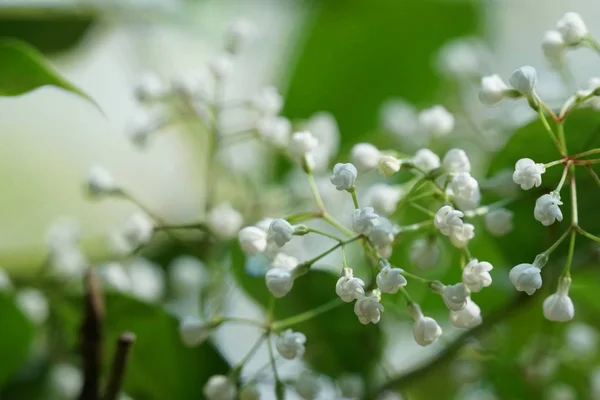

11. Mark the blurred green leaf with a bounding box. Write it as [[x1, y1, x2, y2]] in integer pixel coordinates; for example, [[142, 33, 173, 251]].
[[103, 294, 229, 400], [0, 38, 100, 110], [231, 245, 383, 382], [0, 294, 35, 388]]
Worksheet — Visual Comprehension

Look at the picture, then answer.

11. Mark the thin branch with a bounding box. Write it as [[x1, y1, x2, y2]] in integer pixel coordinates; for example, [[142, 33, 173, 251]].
[[102, 332, 137, 400]]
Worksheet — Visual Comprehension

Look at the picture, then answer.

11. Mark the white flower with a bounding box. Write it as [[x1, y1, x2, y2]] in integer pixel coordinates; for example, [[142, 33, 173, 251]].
[[224, 18, 255, 54], [207, 203, 243, 240], [449, 223, 475, 248], [238, 226, 268, 255], [49, 363, 82, 399], [512, 158, 546, 190], [268, 219, 296, 247], [16, 288, 49, 325], [336, 269, 365, 302], [410, 238, 440, 270], [442, 148, 471, 174], [543, 276, 575, 322], [179, 316, 213, 347], [565, 322, 598, 358], [418, 105, 455, 137], [128, 258, 165, 302], [251, 86, 283, 116], [364, 184, 404, 216], [377, 155, 402, 177], [534, 193, 563, 226], [127, 108, 158, 147], [450, 298, 482, 329], [354, 293, 384, 325], [256, 116, 291, 146], [441, 282, 470, 311], [46, 217, 81, 251], [111, 212, 154, 256], [412, 148, 440, 173], [542, 30, 566, 62], [295, 371, 320, 400], [239, 385, 260, 400], [479, 74, 510, 105], [484, 208, 514, 237], [409, 303, 443, 347], [208, 55, 234, 80], [352, 207, 379, 234], [266, 268, 294, 298], [376, 265, 407, 294], [509, 66, 537, 96], [509, 263, 542, 295], [276, 329, 307, 359], [379, 99, 418, 137], [134, 71, 168, 102], [350, 143, 381, 171], [98, 262, 131, 293], [434, 205, 464, 236], [203, 375, 236, 400], [368, 217, 395, 248], [86, 166, 117, 197], [448, 172, 480, 210], [436, 37, 486, 79], [462, 259, 493, 292], [337, 374, 363, 399], [169, 256, 206, 296], [304, 112, 340, 171], [330, 163, 358, 190], [289, 131, 318, 156], [49, 246, 87, 280], [556, 12, 588, 46]]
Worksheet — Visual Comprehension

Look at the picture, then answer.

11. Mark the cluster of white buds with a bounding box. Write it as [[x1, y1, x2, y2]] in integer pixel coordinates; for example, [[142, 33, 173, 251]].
[[434, 205, 475, 248], [354, 290, 384, 325], [46, 218, 88, 279], [110, 212, 154, 256], [417, 105, 455, 137], [363, 183, 404, 216], [350, 143, 381, 172], [289, 131, 319, 170], [542, 12, 589, 64], [376, 264, 407, 294], [478, 66, 538, 106], [412, 148, 441, 173], [206, 203, 243, 240], [276, 329, 307, 359]]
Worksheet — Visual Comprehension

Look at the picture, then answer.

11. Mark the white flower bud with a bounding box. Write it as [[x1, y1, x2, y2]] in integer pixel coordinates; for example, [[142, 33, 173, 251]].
[[98, 262, 131, 293], [418, 105, 455, 137], [289, 131, 318, 156], [239, 385, 260, 400], [434, 205, 464, 236], [450, 297, 482, 329], [364, 184, 404, 216], [207, 203, 243, 240], [330, 163, 358, 190], [556, 12, 588, 46], [379, 99, 418, 138], [49, 246, 87, 280], [46, 217, 81, 251], [377, 155, 402, 177], [225, 18, 255, 54], [336, 269, 365, 302], [238, 226, 268, 255], [354, 293, 384, 325], [169, 256, 206, 296], [542, 30, 566, 62], [509, 66, 537, 96], [111, 212, 154, 256], [543, 276, 574, 322], [271, 253, 298, 270], [179, 316, 213, 347], [256, 116, 291, 146], [86, 166, 117, 197], [376, 265, 407, 294], [49, 363, 82, 399], [203, 375, 236, 400], [251, 86, 283, 117], [368, 217, 395, 248], [479, 74, 510, 105], [304, 112, 340, 171], [266, 268, 294, 298], [208, 55, 234, 80], [484, 208, 514, 237], [448, 172, 480, 210], [436, 37, 487, 80], [534, 193, 563, 226], [337, 374, 363, 399], [449, 223, 475, 248], [442, 148, 471, 174], [128, 258, 165, 302], [512, 158, 545, 190], [409, 303, 442, 347], [509, 263, 542, 295], [127, 108, 158, 148], [441, 282, 470, 311], [16, 288, 49, 325], [410, 238, 440, 270], [276, 329, 306, 359], [268, 219, 296, 247], [462, 259, 493, 292], [350, 143, 381, 171], [352, 207, 379, 235], [295, 371, 320, 400], [134, 71, 168, 102], [412, 148, 440, 173]]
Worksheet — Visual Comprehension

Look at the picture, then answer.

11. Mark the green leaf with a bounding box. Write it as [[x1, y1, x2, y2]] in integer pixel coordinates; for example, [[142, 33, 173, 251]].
[[0, 294, 35, 388], [0, 38, 100, 111], [232, 246, 383, 381], [103, 294, 229, 400]]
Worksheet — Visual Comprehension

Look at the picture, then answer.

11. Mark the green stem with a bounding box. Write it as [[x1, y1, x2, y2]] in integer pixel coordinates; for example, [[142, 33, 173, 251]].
[[154, 222, 207, 231], [349, 188, 360, 209], [544, 159, 565, 169], [272, 298, 343, 330], [543, 228, 572, 256], [307, 170, 326, 213], [536, 108, 564, 156], [576, 227, 600, 243], [584, 36, 600, 55], [231, 335, 266, 378], [570, 171, 578, 226], [557, 122, 568, 154], [265, 335, 284, 400], [297, 235, 362, 271], [555, 164, 569, 192], [463, 197, 516, 218], [569, 148, 600, 160], [397, 286, 413, 304], [322, 213, 354, 237], [573, 159, 600, 165], [400, 270, 431, 285], [307, 228, 343, 242], [409, 202, 436, 218], [395, 220, 433, 234], [218, 317, 266, 328], [563, 230, 577, 278], [285, 211, 321, 224], [585, 165, 600, 188]]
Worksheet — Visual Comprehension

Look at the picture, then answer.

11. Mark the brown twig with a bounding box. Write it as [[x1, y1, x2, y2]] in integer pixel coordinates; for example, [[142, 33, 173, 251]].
[[78, 269, 105, 400], [102, 332, 137, 400]]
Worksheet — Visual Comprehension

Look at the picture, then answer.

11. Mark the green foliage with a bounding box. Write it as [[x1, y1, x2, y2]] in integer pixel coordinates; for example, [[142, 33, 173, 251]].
[[231, 245, 383, 382], [0, 38, 99, 109], [0, 294, 35, 387]]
